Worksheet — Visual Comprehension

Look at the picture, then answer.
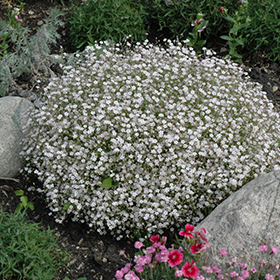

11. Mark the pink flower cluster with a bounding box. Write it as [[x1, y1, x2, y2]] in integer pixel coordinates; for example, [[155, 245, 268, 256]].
[[201, 245, 280, 280], [191, 18, 207, 33], [115, 224, 210, 280], [12, 7, 22, 22]]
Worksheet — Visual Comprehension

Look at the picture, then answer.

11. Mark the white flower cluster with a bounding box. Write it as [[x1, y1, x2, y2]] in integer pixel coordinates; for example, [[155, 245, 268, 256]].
[[21, 39, 280, 240]]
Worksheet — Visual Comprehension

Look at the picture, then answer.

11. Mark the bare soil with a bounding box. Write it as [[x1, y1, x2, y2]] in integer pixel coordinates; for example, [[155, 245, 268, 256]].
[[1, 0, 280, 279]]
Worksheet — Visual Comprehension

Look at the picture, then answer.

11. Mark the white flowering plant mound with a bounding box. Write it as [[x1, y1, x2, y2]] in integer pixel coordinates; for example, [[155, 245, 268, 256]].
[[21, 39, 280, 240]]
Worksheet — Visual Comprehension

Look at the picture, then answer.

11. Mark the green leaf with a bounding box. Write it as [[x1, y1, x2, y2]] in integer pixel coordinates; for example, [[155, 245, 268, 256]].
[[63, 203, 71, 211], [15, 189, 24, 196], [15, 204, 22, 214], [27, 202, 34, 211], [220, 35, 232, 41], [100, 177, 113, 189], [20, 196, 28, 207]]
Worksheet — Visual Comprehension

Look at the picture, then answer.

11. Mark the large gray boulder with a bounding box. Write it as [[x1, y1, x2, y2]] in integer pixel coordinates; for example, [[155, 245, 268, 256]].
[[195, 170, 280, 270], [0, 96, 34, 178]]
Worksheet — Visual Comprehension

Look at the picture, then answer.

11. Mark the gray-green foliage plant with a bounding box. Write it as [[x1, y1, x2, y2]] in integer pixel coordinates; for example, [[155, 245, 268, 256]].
[[0, 206, 69, 280], [0, 7, 65, 96], [68, 0, 148, 51]]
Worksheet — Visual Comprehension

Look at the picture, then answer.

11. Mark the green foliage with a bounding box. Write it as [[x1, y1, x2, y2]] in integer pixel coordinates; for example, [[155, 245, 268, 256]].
[[187, 13, 208, 53], [220, 7, 251, 62], [145, 0, 244, 41], [242, 0, 280, 61], [0, 7, 65, 96], [14, 189, 34, 214], [67, 0, 148, 51], [0, 206, 69, 280]]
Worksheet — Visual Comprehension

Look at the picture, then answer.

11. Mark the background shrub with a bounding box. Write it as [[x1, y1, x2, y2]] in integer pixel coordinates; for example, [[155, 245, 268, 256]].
[[242, 0, 280, 61], [68, 0, 148, 51], [21, 40, 280, 240], [144, 0, 244, 41]]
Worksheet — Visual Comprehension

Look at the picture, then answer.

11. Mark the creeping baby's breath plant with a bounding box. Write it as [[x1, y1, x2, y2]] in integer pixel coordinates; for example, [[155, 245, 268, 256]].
[[21, 39, 280, 240]]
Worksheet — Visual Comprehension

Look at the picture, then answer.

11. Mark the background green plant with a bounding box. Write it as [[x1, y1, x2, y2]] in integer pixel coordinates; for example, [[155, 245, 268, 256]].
[[241, 0, 280, 61], [220, 6, 251, 62], [0, 206, 69, 280], [144, 0, 244, 41], [68, 0, 148, 51]]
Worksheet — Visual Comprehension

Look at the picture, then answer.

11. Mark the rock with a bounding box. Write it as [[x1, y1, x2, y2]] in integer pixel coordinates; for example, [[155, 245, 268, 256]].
[[195, 170, 280, 270], [0, 97, 34, 178]]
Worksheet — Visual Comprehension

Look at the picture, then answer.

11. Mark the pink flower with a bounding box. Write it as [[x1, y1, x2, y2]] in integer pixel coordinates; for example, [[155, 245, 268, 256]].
[[219, 6, 225, 12], [241, 270, 250, 279], [260, 245, 268, 252], [203, 266, 213, 273], [124, 271, 138, 280], [168, 249, 183, 266], [182, 260, 199, 278], [251, 267, 257, 273], [179, 224, 195, 238], [236, 277, 244, 280], [266, 274, 274, 280], [230, 271, 239, 277], [144, 254, 152, 265], [271, 247, 278, 254], [150, 234, 160, 243], [194, 227, 208, 243], [161, 236, 167, 244], [175, 270, 184, 277], [147, 246, 156, 254], [219, 250, 228, 255], [228, 257, 237, 266], [212, 265, 222, 274], [190, 242, 209, 253], [15, 15, 22, 22], [134, 264, 144, 273], [238, 263, 246, 269], [115, 270, 124, 279], [121, 263, 132, 274], [218, 275, 224, 280], [134, 241, 143, 249], [119, 250, 125, 255], [191, 18, 207, 33], [155, 247, 169, 262]]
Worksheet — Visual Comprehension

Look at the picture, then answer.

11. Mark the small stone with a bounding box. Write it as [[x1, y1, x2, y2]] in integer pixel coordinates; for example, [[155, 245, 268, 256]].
[[102, 257, 107, 263], [77, 262, 84, 270], [276, 91, 280, 96], [94, 253, 103, 265], [220, 47, 228, 54], [37, 20, 44, 26], [273, 86, 278, 92], [28, 10, 34, 15], [69, 259, 77, 266]]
